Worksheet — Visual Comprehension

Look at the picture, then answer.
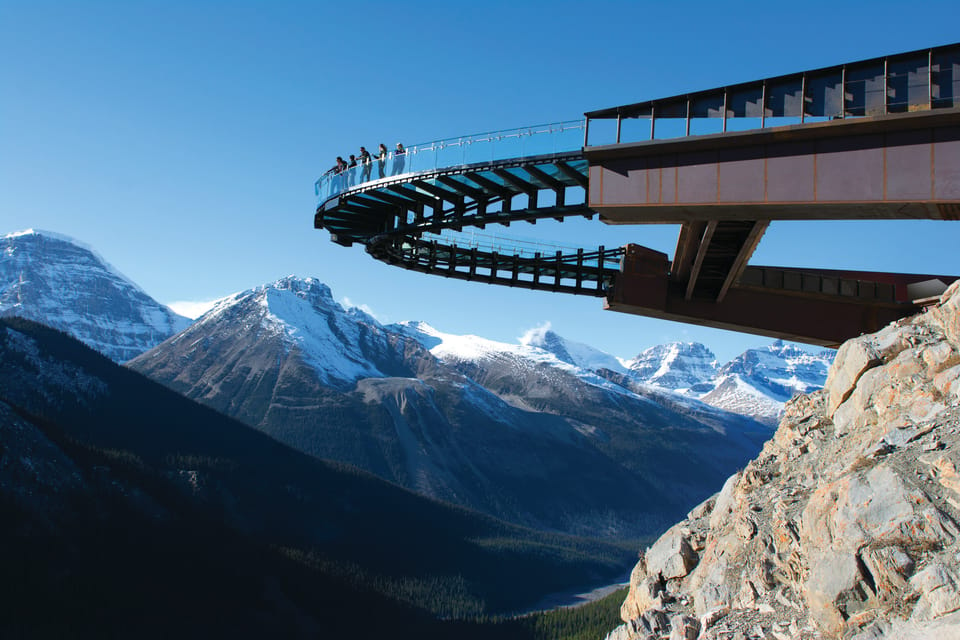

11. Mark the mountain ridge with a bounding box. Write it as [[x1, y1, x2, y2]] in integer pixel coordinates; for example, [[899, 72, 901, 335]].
[[0, 315, 633, 628], [0, 229, 190, 362], [130, 275, 774, 539], [0, 229, 831, 421]]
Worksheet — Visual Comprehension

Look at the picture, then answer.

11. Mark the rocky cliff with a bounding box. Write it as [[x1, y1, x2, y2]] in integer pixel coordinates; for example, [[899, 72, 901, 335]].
[[606, 282, 960, 640]]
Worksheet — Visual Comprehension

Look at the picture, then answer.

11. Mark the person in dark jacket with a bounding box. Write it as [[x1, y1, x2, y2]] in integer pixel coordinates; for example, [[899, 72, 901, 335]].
[[359, 146, 372, 182], [346, 154, 358, 187], [377, 143, 388, 178], [393, 143, 406, 175]]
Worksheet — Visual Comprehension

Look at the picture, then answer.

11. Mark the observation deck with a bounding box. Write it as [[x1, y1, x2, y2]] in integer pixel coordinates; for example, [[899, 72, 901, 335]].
[[316, 43, 960, 346]]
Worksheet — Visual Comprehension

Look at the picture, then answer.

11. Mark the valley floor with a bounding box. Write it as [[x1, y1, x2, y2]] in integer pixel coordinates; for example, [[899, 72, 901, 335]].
[[524, 576, 631, 614]]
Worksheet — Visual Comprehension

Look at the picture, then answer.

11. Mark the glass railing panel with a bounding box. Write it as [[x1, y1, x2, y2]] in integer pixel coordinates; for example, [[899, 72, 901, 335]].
[[724, 117, 766, 132], [316, 120, 586, 204], [520, 130, 559, 157], [386, 152, 408, 177], [464, 138, 495, 166], [618, 117, 652, 143], [400, 148, 422, 175], [585, 118, 618, 146], [434, 140, 466, 169], [652, 118, 688, 140], [687, 119, 725, 136], [551, 122, 586, 151]]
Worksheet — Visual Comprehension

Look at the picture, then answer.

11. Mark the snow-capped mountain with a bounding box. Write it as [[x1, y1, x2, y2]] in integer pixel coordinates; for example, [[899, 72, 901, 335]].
[[608, 340, 833, 423], [700, 341, 834, 422], [0, 230, 190, 362], [130, 276, 772, 538], [2, 227, 826, 534], [187, 276, 406, 387], [720, 340, 834, 396], [391, 320, 641, 404], [624, 342, 720, 392], [519, 324, 628, 374]]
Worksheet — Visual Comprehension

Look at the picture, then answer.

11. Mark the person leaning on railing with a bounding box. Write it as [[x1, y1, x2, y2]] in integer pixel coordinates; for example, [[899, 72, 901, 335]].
[[393, 143, 406, 175], [330, 156, 348, 192], [377, 143, 387, 178], [359, 146, 372, 182], [346, 154, 358, 187], [322, 140, 408, 196]]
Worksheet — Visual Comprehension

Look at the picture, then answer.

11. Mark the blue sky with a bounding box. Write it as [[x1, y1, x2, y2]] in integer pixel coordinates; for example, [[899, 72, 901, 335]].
[[2, 1, 959, 363]]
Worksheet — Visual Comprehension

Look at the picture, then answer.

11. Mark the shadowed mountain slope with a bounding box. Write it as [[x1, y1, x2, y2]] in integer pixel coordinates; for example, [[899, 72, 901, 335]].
[[130, 277, 773, 539], [0, 317, 633, 635]]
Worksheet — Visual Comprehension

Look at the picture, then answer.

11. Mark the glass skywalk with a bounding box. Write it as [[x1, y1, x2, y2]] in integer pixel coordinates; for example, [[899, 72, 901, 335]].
[[315, 120, 585, 204]]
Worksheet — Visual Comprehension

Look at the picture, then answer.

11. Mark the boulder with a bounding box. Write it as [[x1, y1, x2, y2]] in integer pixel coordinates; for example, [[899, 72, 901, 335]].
[[861, 545, 915, 597], [805, 548, 870, 635], [826, 338, 881, 416], [622, 575, 665, 621], [933, 364, 960, 399], [922, 341, 960, 375], [920, 454, 960, 499], [708, 472, 741, 531], [668, 614, 700, 640], [931, 280, 960, 345], [910, 562, 960, 621], [645, 526, 698, 581]]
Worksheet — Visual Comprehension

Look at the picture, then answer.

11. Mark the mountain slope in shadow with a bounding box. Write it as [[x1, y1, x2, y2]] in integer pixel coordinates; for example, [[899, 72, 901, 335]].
[[0, 317, 632, 638]]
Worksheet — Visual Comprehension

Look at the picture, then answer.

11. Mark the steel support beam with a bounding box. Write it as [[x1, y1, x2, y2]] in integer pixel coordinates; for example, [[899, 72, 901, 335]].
[[716, 220, 769, 302], [607, 244, 956, 345]]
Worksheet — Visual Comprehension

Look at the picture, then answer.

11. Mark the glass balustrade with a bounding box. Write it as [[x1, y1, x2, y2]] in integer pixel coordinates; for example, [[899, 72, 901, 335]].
[[315, 120, 585, 204]]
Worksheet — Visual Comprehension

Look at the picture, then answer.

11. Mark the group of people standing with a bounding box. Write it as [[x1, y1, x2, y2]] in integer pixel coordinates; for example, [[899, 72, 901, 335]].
[[328, 142, 406, 188]]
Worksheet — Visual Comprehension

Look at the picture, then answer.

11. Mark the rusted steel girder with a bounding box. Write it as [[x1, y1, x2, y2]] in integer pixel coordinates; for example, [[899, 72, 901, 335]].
[[586, 108, 960, 224], [606, 244, 957, 346]]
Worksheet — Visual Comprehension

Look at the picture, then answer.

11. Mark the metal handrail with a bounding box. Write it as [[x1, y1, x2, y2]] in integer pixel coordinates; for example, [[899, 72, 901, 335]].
[[584, 42, 960, 146]]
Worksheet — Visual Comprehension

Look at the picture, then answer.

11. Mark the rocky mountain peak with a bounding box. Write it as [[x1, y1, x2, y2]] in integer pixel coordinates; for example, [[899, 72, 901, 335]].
[[606, 281, 960, 640], [520, 325, 575, 363], [169, 277, 402, 389], [0, 229, 190, 362], [625, 342, 720, 391], [269, 275, 336, 305], [518, 324, 630, 374]]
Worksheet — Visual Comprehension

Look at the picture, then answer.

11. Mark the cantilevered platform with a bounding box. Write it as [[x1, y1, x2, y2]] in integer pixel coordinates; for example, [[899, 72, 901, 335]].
[[315, 43, 960, 346]]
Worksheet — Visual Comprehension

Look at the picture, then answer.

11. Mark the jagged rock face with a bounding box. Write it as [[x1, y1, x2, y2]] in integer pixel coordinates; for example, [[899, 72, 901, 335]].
[[607, 282, 960, 640], [0, 230, 190, 362]]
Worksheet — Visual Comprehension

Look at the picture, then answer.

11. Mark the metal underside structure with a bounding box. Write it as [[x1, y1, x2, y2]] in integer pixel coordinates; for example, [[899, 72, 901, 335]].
[[316, 43, 960, 346], [317, 153, 624, 296]]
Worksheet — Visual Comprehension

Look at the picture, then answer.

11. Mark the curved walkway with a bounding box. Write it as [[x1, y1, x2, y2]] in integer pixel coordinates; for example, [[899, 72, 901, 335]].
[[314, 43, 959, 342], [315, 122, 624, 296]]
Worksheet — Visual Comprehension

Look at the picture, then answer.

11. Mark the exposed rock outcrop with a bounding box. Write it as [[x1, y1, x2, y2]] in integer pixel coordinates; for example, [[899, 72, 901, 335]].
[[606, 281, 960, 640]]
